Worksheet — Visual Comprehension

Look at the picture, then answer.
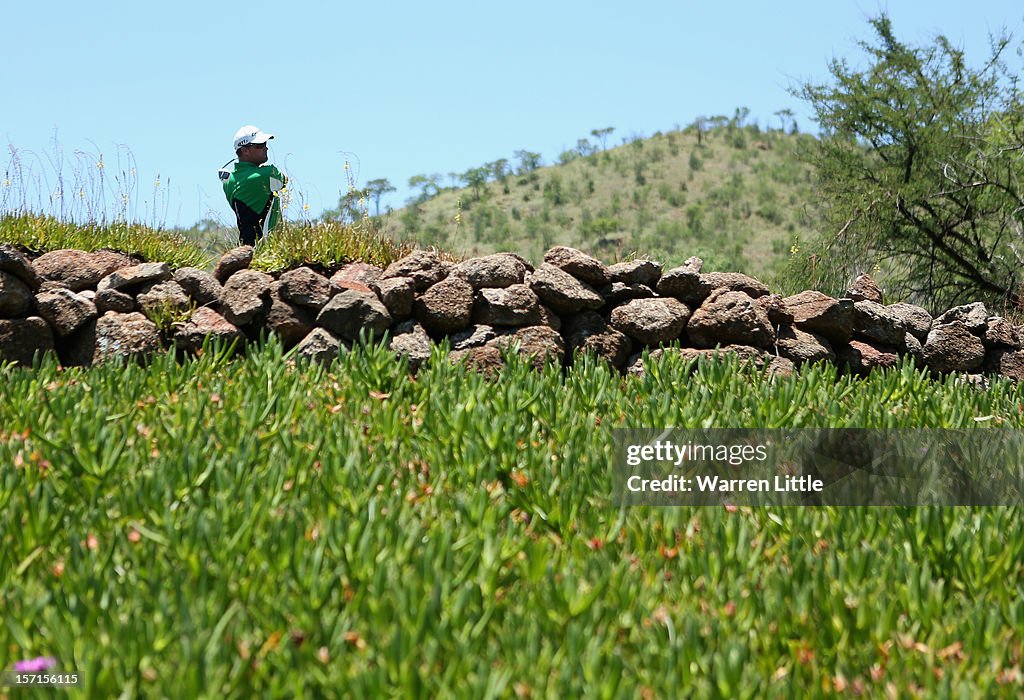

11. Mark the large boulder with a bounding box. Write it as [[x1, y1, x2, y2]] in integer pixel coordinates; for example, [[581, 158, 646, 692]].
[[173, 307, 245, 353], [0, 317, 54, 365], [472, 284, 542, 327], [0, 270, 34, 317], [381, 250, 452, 292], [316, 290, 392, 342], [527, 263, 604, 315], [455, 254, 528, 289], [32, 249, 133, 291], [0, 244, 41, 291], [278, 267, 335, 311], [609, 297, 691, 346], [34, 288, 97, 337], [543, 246, 610, 286], [414, 275, 475, 335], [783, 291, 854, 344], [687, 289, 776, 349], [212, 246, 253, 283], [922, 322, 986, 373], [92, 311, 162, 364], [173, 267, 222, 307], [219, 270, 274, 326]]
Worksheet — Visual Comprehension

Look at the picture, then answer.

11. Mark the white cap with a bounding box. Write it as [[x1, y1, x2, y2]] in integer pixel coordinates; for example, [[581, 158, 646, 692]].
[[233, 125, 274, 151]]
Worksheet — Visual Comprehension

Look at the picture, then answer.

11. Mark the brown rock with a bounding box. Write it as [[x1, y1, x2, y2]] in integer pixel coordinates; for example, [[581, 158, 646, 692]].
[[136, 281, 191, 322], [316, 290, 392, 342], [775, 325, 835, 365], [173, 307, 245, 353], [607, 260, 662, 287], [371, 277, 415, 319], [0, 316, 54, 365], [852, 300, 907, 347], [414, 275, 475, 336], [783, 290, 854, 344], [527, 263, 604, 315], [219, 270, 273, 326], [0, 244, 42, 290], [599, 282, 655, 305], [449, 344, 506, 378], [489, 325, 566, 369], [265, 284, 316, 347], [700, 271, 770, 298], [95, 288, 135, 314], [473, 284, 542, 327], [564, 311, 633, 368], [330, 262, 384, 288], [846, 273, 883, 303], [983, 317, 1022, 349], [173, 267, 223, 307], [656, 260, 710, 305], [922, 322, 985, 373], [32, 249, 133, 291], [455, 254, 528, 289], [278, 267, 335, 310], [836, 339, 900, 375], [212, 246, 254, 283], [389, 320, 433, 372], [382, 250, 452, 292], [609, 297, 691, 346], [0, 270, 34, 317], [543, 246, 610, 286], [93, 311, 163, 364], [756, 293, 795, 325], [989, 349, 1024, 381], [687, 289, 776, 349], [34, 288, 98, 337], [96, 262, 172, 293], [295, 327, 347, 365]]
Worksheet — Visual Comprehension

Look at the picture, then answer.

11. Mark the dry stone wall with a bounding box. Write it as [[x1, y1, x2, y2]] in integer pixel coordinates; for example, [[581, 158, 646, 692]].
[[2, 242, 1023, 382]]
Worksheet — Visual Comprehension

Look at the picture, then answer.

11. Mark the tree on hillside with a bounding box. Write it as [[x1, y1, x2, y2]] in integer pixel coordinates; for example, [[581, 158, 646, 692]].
[[794, 14, 1024, 310], [590, 127, 614, 151], [487, 159, 510, 184], [514, 150, 542, 175], [366, 178, 396, 217], [462, 166, 490, 201]]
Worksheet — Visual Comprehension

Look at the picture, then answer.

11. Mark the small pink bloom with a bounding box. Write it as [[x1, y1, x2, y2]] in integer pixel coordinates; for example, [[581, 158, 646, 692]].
[[14, 656, 56, 672]]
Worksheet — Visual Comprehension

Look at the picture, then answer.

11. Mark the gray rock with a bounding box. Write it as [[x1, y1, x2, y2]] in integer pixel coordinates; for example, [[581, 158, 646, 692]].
[[564, 311, 633, 368], [265, 284, 316, 347], [219, 270, 274, 326], [0, 270, 34, 317], [316, 290, 392, 342], [775, 325, 835, 365], [543, 246, 610, 286], [473, 284, 542, 327], [93, 311, 162, 364], [852, 300, 907, 347], [0, 316, 54, 365], [783, 290, 854, 344], [414, 275, 475, 335], [97, 262, 172, 293], [294, 327, 346, 365], [527, 263, 604, 315], [34, 288, 97, 337], [887, 303, 932, 340], [371, 277, 415, 319], [933, 303, 988, 334], [173, 267, 223, 306], [389, 320, 433, 372], [382, 250, 452, 292], [700, 271, 770, 298], [173, 307, 245, 353], [32, 249, 134, 292], [607, 260, 662, 287], [599, 282, 655, 305], [983, 317, 1021, 349], [656, 259, 710, 304], [95, 288, 135, 314], [846, 273, 883, 303], [278, 267, 335, 310], [610, 297, 692, 346], [136, 281, 191, 322], [455, 254, 528, 289], [449, 324, 497, 350], [687, 289, 776, 349], [0, 244, 41, 290], [212, 246, 254, 283], [922, 322, 986, 373]]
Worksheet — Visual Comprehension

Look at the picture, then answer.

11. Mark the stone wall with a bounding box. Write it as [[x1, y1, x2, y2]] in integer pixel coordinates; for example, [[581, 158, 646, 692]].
[[1, 243, 1023, 382]]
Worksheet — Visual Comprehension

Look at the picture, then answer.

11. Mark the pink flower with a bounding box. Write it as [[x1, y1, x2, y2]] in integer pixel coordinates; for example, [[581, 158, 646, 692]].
[[14, 657, 56, 672]]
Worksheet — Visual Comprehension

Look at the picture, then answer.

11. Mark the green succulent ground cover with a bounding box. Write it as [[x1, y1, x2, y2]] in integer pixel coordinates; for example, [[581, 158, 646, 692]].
[[0, 214, 209, 270], [2, 346, 1023, 698]]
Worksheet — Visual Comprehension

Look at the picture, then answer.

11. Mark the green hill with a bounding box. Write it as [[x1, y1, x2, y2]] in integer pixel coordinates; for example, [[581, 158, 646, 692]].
[[380, 122, 825, 283]]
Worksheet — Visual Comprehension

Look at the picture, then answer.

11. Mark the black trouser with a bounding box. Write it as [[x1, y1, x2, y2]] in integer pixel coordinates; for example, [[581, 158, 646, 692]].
[[232, 198, 274, 246]]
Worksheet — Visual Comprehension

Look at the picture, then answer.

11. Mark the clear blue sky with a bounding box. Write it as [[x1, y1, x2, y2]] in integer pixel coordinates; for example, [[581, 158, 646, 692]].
[[4, 1, 1022, 228]]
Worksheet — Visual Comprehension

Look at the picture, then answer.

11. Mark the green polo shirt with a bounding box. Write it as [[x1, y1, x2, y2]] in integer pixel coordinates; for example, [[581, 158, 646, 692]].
[[222, 161, 287, 232]]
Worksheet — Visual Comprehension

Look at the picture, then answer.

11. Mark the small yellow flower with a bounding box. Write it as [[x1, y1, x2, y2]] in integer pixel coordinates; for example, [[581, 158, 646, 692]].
[[790, 244, 800, 255]]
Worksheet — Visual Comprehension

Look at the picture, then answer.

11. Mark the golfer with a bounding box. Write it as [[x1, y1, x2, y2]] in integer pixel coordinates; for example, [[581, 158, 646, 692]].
[[222, 125, 287, 246]]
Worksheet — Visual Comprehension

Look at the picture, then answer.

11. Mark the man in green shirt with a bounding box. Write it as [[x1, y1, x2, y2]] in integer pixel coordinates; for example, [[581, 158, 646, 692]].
[[221, 125, 287, 245]]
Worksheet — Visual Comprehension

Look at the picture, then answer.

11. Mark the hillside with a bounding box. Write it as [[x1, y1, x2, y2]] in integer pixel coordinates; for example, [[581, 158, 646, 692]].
[[380, 123, 825, 282]]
